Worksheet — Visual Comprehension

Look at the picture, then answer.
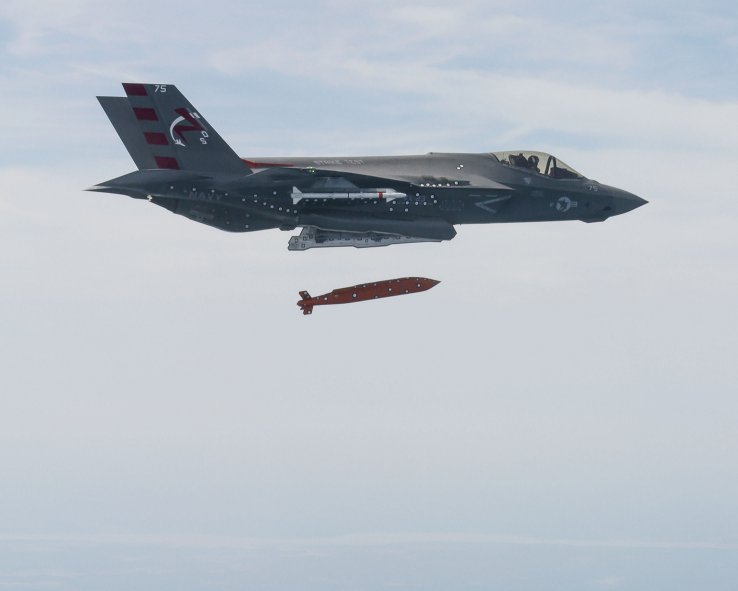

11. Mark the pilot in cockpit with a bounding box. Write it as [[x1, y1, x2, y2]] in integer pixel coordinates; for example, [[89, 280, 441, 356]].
[[509, 153, 541, 173], [526, 154, 540, 173]]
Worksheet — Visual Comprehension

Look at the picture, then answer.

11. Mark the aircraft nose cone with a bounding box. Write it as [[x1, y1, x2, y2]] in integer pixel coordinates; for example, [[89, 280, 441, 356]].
[[612, 189, 648, 214]]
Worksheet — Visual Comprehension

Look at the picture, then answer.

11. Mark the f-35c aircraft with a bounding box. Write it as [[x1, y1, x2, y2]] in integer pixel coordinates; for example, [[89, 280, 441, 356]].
[[90, 83, 647, 250]]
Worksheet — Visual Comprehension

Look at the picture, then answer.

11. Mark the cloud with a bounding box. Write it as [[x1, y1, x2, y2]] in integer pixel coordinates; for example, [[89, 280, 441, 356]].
[[212, 38, 738, 153], [2, 0, 736, 158]]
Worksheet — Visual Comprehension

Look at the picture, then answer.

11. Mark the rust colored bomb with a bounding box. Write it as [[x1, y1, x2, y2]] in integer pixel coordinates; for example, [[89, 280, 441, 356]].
[[297, 277, 440, 315]]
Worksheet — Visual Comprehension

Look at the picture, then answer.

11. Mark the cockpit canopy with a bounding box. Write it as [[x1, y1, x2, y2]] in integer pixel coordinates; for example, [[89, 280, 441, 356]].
[[491, 151, 584, 179]]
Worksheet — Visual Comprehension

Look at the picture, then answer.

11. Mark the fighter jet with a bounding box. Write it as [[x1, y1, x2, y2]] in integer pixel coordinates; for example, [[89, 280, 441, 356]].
[[90, 83, 647, 250]]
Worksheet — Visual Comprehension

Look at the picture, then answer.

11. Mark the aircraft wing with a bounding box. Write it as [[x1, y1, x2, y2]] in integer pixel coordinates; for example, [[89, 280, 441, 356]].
[[218, 166, 513, 193], [215, 167, 514, 244]]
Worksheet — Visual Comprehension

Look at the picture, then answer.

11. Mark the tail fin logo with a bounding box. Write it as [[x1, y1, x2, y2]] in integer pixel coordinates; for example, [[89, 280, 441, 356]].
[[169, 108, 209, 147]]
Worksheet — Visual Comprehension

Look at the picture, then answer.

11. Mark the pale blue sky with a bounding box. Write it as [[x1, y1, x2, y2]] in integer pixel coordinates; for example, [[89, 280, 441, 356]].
[[1, 1, 737, 590]]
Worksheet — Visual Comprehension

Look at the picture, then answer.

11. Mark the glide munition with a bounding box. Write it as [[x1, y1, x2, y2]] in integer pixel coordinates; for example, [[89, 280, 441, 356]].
[[90, 83, 647, 250], [298, 278, 440, 315]]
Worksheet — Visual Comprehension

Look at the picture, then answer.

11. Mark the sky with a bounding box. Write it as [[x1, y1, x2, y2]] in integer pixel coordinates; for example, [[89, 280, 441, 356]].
[[1, 1, 737, 589]]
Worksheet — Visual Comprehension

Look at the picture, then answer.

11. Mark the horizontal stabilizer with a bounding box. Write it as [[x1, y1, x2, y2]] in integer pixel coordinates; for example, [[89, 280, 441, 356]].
[[87, 169, 214, 198]]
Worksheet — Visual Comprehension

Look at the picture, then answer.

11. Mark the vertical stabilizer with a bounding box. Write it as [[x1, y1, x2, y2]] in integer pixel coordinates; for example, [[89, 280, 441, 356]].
[[97, 83, 250, 174]]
